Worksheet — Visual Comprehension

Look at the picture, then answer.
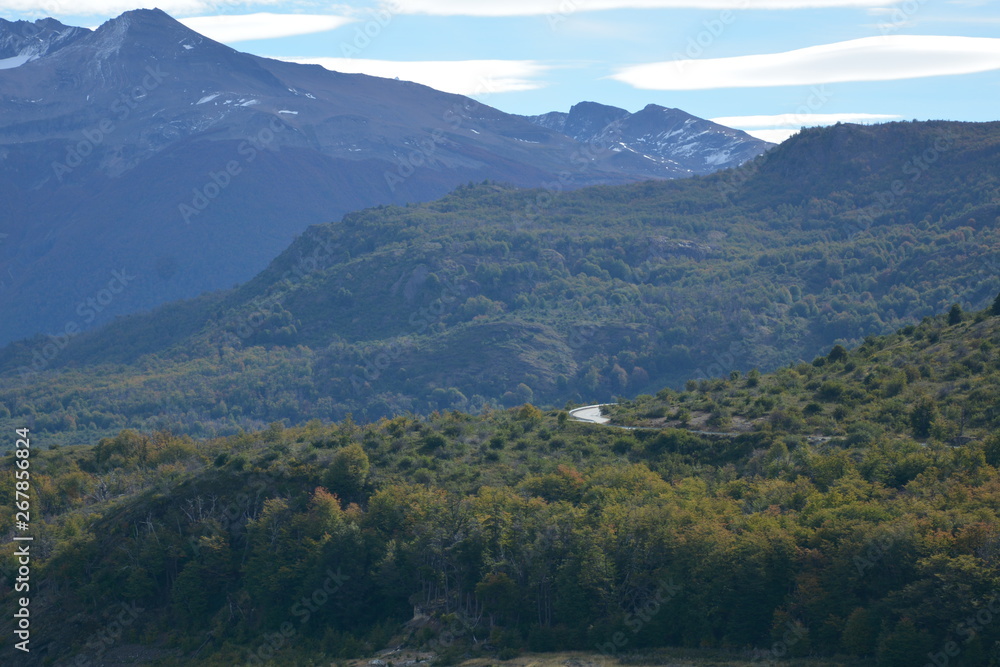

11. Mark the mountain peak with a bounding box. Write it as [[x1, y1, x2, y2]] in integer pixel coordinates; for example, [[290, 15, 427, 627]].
[[0, 15, 87, 60], [564, 101, 630, 139], [78, 7, 237, 67], [638, 103, 691, 117], [94, 7, 193, 39], [568, 100, 628, 115], [121, 7, 172, 18], [524, 100, 772, 176]]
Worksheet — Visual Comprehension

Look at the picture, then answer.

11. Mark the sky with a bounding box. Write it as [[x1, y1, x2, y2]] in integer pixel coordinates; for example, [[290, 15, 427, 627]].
[[4, 0, 1000, 142]]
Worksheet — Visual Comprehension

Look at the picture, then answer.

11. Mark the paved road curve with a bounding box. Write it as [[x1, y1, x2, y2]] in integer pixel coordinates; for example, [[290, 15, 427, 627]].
[[568, 404, 611, 425], [569, 403, 833, 442]]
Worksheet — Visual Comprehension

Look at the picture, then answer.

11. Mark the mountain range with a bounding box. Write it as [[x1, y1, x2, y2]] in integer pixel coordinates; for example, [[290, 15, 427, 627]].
[[524, 100, 770, 176], [0, 9, 771, 346], [2, 119, 998, 443]]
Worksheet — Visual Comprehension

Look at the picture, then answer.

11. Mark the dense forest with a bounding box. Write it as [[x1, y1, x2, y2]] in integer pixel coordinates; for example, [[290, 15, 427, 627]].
[[1, 120, 1000, 444], [3, 302, 1000, 665]]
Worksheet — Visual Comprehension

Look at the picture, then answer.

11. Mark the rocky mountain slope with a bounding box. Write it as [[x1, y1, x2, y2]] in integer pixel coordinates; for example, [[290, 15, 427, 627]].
[[0, 10, 770, 346], [525, 101, 773, 176]]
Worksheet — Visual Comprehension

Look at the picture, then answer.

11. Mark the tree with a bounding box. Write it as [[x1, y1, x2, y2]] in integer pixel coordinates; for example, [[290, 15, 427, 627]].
[[948, 303, 962, 325], [827, 344, 848, 363], [875, 618, 934, 666], [323, 443, 370, 502], [910, 396, 937, 439], [841, 607, 878, 655], [992, 292, 1000, 316], [476, 573, 520, 627]]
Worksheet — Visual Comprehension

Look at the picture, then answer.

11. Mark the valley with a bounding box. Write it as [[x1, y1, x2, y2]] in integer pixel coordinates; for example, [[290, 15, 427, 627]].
[[2, 120, 998, 446], [0, 5, 998, 666]]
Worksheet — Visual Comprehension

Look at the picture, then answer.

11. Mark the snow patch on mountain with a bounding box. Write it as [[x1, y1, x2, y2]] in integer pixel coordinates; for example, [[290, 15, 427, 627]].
[[0, 54, 32, 69], [523, 101, 774, 177]]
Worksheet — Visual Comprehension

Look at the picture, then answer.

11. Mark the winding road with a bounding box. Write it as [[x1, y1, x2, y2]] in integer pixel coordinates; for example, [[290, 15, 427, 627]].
[[568, 404, 611, 425], [569, 403, 833, 442]]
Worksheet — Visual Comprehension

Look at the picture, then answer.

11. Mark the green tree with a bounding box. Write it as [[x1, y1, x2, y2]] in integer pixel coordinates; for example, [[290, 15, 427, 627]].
[[910, 396, 937, 439], [323, 443, 371, 501], [875, 618, 934, 666], [841, 607, 878, 655], [827, 344, 848, 363]]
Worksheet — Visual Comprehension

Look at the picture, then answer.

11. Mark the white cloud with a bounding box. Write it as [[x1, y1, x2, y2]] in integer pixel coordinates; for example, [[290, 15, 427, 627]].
[[715, 112, 905, 143], [0, 0, 274, 16], [178, 13, 353, 43], [745, 128, 801, 142], [612, 35, 1000, 89], [387, 0, 893, 15], [281, 57, 549, 95], [711, 112, 902, 127]]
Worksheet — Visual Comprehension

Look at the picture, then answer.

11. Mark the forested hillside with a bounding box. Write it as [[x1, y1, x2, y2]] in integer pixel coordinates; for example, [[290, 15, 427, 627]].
[[4, 9, 729, 347], [2, 120, 1000, 443], [3, 303, 1000, 665]]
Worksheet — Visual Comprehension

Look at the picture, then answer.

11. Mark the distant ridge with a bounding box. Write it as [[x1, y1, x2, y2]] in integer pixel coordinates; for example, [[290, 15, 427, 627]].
[[3, 120, 998, 442], [0, 9, 769, 346], [524, 101, 774, 176]]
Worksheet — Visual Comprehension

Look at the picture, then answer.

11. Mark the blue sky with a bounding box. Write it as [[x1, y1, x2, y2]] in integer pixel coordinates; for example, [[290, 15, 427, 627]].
[[6, 0, 1000, 141]]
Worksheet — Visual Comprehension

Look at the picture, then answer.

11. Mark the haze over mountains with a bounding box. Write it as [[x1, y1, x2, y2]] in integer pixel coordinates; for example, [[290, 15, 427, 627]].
[[0, 8, 771, 347], [4, 119, 998, 443], [1, 6, 999, 664]]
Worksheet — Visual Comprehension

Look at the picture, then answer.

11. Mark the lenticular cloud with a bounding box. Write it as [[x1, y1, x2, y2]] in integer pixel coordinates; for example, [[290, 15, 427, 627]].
[[612, 35, 1000, 90]]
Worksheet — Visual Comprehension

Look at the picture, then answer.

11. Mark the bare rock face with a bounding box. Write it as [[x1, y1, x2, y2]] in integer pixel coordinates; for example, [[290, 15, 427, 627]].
[[0, 16, 87, 61], [525, 101, 774, 177]]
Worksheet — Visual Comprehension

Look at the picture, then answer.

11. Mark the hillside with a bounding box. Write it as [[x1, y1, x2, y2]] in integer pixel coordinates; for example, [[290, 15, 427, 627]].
[[610, 298, 1000, 445], [3, 303, 1000, 665], [1, 120, 999, 443], [0, 10, 772, 346]]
